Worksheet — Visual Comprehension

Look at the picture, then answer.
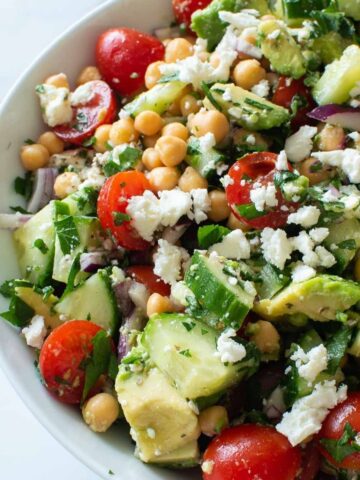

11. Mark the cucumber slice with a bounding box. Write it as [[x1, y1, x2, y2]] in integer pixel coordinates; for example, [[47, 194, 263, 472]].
[[52, 216, 102, 283], [313, 45, 360, 105], [185, 251, 254, 330], [15, 285, 61, 330], [13, 202, 55, 287], [203, 83, 290, 131], [257, 264, 290, 300], [55, 270, 119, 335], [62, 188, 98, 216], [324, 218, 360, 274], [124, 81, 188, 117], [142, 313, 258, 399]]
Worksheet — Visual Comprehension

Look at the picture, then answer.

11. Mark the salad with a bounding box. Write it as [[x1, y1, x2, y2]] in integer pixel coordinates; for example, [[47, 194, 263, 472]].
[[2, 0, 360, 478]]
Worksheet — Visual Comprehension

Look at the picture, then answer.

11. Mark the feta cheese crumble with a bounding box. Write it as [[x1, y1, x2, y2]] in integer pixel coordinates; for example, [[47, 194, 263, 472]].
[[154, 240, 190, 285], [291, 344, 328, 384], [209, 229, 251, 260], [251, 79, 270, 98], [129, 282, 149, 313], [126, 190, 161, 242], [276, 381, 347, 446], [285, 126, 318, 162], [22, 315, 47, 349], [312, 149, 360, 184], [216, 328, 247, 364], [202, 460, 215, 475], [189, 189, 211, 224], [170, 281, 195, 307], [70, 82, 94, 106], [291, 263, 316, 283], [309, 227, 329, 244], [276, 150, 288, 171], [250, 183, 278, 211], [199, 132, 217, 151], [261, 228, 292, 270], [287, 206, 320, 228], [221, 174, 234, 188], [36, 84, 73, 127], [158, 189, 192, 227]]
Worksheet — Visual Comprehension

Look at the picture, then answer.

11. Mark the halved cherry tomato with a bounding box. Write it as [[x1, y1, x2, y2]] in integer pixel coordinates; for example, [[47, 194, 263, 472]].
[[54, 80, 117, 145], [318, 392, 360, 471], [126, 265, 171, 296], [172, 0, 212, 27], [97, 171, 152, 251], [225, 152, 296, 229], [39, 320, 102, 404], [272, 76, 316, 130], [203, 424, 301, 480], [96, 28, 165, 97]]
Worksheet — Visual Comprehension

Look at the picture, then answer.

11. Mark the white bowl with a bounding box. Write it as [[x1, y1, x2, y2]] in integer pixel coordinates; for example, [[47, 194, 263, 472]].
[[0, 1, 200, 478]]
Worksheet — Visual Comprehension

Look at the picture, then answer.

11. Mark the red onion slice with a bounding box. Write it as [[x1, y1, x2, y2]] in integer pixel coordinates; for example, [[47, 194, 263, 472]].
[[80, 252, 108, 273], [308, 104, 360, 131], [0, 213, 32, 230], [27, 168, 58, 214]]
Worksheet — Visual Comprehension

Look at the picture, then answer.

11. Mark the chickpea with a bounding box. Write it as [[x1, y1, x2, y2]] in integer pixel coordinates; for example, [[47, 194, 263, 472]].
[[54, 172, 81, 199], [145, 61, 165, 90], [162, 122, 189, 141], [77, 65, 101, 86], [142, 148, 163, 170], [109, 118, 139, 145], [134, 111, 163, 136], [199, 406, 229, 437], [233, 59, 266, 91], [45, 73, 69, 89], [20, 144, 50, 171], [250, 320, 280, 355], [189, 110, 230, 144], [167, 99, 183, 116], [208, 190, 231, 222], [94, 124, 112, 153], [82, 393, 119, 433], [147, 293, 174, 317], [143, 133, 161, 148], [37, 131, 64, 155], [354, 258, 360, 282], [227, 212, 250, 231], [155, 135, 187, 167], [318, 124, 345, 152], [298, 157, 333, 186], [148, 167, 180, 191], [179, 167, 208, 192], [165, 38, 193, 63], [180, 94, 201, 116]]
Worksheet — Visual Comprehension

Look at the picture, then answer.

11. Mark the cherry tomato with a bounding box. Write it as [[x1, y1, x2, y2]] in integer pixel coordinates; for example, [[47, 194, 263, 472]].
[[225, 152, 296, 229], [203, 424, 301, 480], [272, 76, 316, 130], [39, 320, 102, 404], [126, 265, 171, 296], [318, 392, 360, 471], [172, 0, 213, 27], [300, 442, 321, 480], [97, 171, 152, 251], [96, 28, 165, 97], [54, 80, 116, 145]]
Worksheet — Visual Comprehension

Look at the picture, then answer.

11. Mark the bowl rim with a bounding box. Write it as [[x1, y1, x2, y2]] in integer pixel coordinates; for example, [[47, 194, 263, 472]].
[[0, 1, 132, 478]]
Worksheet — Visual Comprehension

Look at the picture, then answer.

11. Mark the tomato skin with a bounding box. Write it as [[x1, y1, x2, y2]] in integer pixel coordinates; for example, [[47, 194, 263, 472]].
[[97, 171, 152, 251], [126, 265, 171, 296], [39, 321, 102, 404], [172, 0, 213, 26], [54, 80, 117, 145], [96, 28, 165, 96], [203, 424, 301, 480], [272, 76, 316, 130], [226, 152, 295, 229], [318, 392, 360, 471]]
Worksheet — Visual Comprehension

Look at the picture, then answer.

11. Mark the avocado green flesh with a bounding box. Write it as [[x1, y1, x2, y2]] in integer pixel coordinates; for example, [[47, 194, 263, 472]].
[[254, 275, 360, 321], [149, 441, 199, 468]]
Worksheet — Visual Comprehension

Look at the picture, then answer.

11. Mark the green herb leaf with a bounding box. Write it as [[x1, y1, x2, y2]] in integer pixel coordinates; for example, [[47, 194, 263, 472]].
[[157, 72, 180, 83], [182, 320, 196, 332], [320, 423, 360, 463], [326, 325, 352, 375], [24, 138, 35, 145], [10, 206, 30, 214], [54, 216, 80, 255], [104, 147, 141, 177], [179, 349, 192, 358], [1, 296, 34, 328], [82, 136, 97, 147], [112, 212, 131, 226], [236, 203, 266, 220], [33, 238, 49, 254], [14, 173, 33, 200], [338, 239, 357, 250], [198, 225, 231, 249], [62, 254, 81, 297], [0, 280, 17, 298], [201, 82, 223, 112], [35, 84, 46, 94]]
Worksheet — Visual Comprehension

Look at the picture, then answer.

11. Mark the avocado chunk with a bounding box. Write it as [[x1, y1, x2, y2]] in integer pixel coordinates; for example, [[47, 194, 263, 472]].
[[313, 45, 360, 105], [254, 275, 360, 322], [142, 313, 259, 399], [15, 285, 61, 330], [116, 366, 200, 463], [324, 218, 360, 274], [258, 20, 306, 79], [312, 32, 352, 65], [203, 83, 290, 131], [150, 441, 200, 468]]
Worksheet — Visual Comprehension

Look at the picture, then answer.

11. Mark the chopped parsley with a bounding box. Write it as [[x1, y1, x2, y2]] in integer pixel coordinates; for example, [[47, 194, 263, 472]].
[[54, 216, 80, 255], [33, 239, 49, 254]]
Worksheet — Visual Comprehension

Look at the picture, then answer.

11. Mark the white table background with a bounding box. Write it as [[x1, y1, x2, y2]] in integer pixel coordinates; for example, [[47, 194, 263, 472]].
[[0, 1, 107, 478]]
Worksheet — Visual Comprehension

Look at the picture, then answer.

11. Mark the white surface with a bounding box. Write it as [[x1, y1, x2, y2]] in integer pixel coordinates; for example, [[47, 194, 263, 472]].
[[0, 3, 104, 479]]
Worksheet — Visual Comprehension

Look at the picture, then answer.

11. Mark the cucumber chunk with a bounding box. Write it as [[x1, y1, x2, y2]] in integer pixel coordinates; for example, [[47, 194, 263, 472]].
[[313, 45, 360, 105], [185, 136, 226, 179], [13, 202, 55, 287], [203, 83, 290, 131], [142, 313, 259, 399], [15, 285, 61, 330], [324, 218, 360, 274], [55, 270, 119, 335], [185, 251, 255, 330], [124, 81, 188, 117]]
